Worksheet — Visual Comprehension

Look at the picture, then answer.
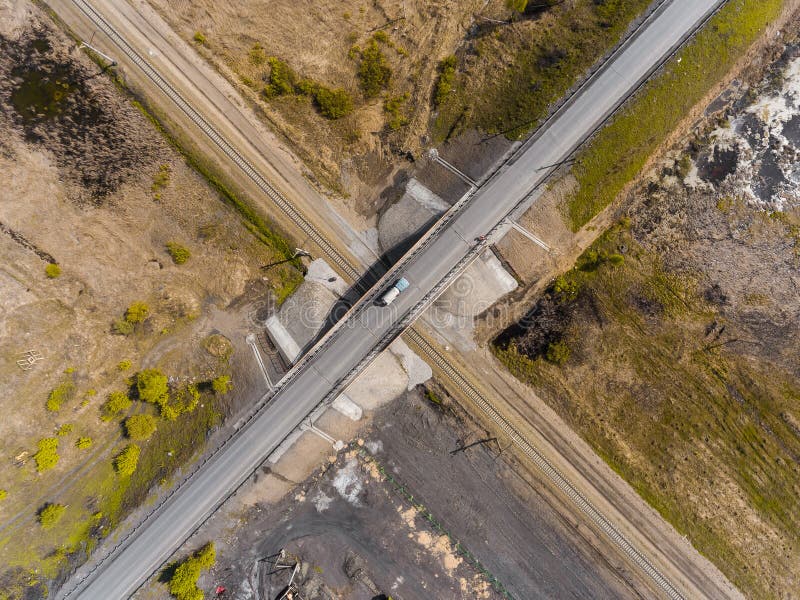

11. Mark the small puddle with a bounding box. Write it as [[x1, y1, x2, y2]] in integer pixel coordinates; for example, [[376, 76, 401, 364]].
[[10, 63, 74, 123]]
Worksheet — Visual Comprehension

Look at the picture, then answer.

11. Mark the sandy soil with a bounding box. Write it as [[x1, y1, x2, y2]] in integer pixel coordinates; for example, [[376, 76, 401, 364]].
[[0, 3, 296, 591], [145, 0, 483, 212]]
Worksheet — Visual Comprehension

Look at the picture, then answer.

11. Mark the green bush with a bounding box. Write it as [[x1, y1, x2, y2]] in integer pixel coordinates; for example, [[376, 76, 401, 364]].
[[545, 340, 570, 365], [126, 302, 150, 324], [167, 543, 216, 600], [0, 489, 6, 501], [173, 384, 201, 414], [553, 275, 579, 302], [56, 423, 73, 437], [124, 414, 157, 441], [113, 318, 134, 336], [506, 0, 528, 12], [434, 55, 457, 107], [384, 94, 408, 130], [264, 57, 297, 97], [166, 242, 191, 265], [117, 359, 132, 371], [357, 41, 391, 98], [38, 503, 66, 529], [193, 31, 206, 45], [211, 375, 231, 395], [46, 381, 75, 412], [76, 436, 93, 450], [45, 263, 61, 278], [34, 438, 59, 472], [137, 369, 169, 405], [101, 391, 132, 421], [114, 444, 141, 477], [314, 86, 353, 119]]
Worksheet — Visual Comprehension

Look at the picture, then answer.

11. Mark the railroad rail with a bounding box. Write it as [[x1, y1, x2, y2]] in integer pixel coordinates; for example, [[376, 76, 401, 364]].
[[70, 0, 363, 282], [405, 329, 683, 600], [60, 0, 730, 598]]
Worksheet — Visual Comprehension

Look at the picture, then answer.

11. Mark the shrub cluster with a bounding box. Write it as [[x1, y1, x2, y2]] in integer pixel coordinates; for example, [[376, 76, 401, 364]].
[[357, 40, 392, 98], [76, 436, 93, 450], [38, 503, 66, 529], [264, 57, 297, 97], [211, 375, 231, 395], [113, 301, 150, 335], [434, 55, 457, 107], [45, 263, 61, 278], [101, 391, 132, 421], [125, 414, 157, 441], [46, 380, 75, 412], [34, 438, 59, 472], [137, 369, 199, 420], [248, 42, 266, 66], [166, 242, 191, 265], [114, 444, 140, 477], [313, 86, 353, 119], [545, 340, 570, 365], [167, 543, 216, 600], [137, 368, 169, 405], [384, 94, 409, 130], [262, 57, 353, 120], [126, 302, 150, 324], [152, 164, 171, 199]]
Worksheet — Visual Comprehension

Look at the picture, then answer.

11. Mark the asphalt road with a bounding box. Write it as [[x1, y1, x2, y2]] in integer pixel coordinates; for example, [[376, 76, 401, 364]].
[[56, 0, 726, 598]]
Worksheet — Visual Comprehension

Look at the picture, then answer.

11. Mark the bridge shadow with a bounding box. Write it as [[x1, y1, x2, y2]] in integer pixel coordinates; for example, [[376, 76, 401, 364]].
[[293, 219, 435, 358]]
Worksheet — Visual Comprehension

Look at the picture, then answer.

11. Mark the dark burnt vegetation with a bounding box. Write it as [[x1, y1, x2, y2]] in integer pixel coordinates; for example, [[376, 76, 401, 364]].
[[0, 28, 158, 203]]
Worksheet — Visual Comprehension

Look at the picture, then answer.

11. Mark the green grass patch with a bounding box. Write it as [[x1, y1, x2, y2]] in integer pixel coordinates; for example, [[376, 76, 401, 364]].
[[494, 223, 800, 597], [567, 0, 782, 230], [434, 0, 651, 141]]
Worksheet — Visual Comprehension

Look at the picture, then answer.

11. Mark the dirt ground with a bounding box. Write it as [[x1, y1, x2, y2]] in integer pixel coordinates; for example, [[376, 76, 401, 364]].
[[145, 0, 484, 212], [139, 386, 639, 600], [0, 3, 299, 594], [492, 40, 800, 599]]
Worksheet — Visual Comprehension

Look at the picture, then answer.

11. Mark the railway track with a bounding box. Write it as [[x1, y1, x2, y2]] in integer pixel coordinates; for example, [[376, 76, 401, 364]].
[[405, 329, 684, 600], [70, 0, 363, 282], [59, 1, 732, 598]]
